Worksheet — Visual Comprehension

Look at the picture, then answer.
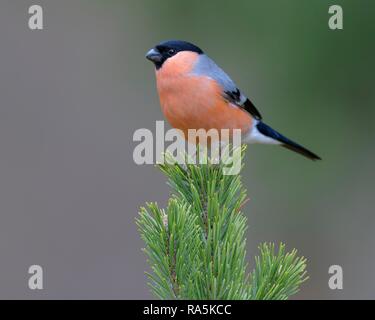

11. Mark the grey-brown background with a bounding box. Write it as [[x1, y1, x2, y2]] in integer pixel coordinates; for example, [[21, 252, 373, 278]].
[[0, 0, 374, 299]]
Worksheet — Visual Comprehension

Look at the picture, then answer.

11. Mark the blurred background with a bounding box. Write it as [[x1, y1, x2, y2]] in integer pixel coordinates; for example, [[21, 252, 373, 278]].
[[0, 0, 374, 299]]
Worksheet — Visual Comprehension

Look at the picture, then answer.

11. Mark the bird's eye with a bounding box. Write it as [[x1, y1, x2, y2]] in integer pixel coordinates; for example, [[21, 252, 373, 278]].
[[168, 49, 176, 56]]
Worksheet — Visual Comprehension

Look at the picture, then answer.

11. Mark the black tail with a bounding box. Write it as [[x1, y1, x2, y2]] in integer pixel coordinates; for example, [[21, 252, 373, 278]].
[[256, 121, 321, 161]]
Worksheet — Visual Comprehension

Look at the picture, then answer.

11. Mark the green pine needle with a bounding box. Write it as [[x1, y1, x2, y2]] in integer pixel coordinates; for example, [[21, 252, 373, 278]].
[[136, 146, 308, 300]]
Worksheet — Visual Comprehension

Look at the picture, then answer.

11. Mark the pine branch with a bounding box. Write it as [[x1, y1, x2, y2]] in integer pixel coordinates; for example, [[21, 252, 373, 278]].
[[136, 146, 308, 300], [137, 200, 202, 299], [249, 243, 308, 300]]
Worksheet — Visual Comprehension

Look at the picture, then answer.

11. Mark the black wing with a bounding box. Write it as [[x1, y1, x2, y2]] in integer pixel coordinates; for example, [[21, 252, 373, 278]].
[[224, 88, 262, 120]]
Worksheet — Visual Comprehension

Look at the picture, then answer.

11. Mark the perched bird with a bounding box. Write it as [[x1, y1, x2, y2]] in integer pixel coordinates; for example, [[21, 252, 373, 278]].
[[146, 40, 321, 160]]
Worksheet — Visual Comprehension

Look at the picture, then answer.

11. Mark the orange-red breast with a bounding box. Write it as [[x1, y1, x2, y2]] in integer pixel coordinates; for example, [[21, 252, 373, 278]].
[[146, 40, 320, 160]]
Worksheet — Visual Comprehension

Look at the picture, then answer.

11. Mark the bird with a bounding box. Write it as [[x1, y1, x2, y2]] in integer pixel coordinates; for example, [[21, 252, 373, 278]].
[[146, 40, 321, 161]]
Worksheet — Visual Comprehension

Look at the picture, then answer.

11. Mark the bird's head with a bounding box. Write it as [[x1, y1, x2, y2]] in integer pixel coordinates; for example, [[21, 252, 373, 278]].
[[146, 40, 203, 69]]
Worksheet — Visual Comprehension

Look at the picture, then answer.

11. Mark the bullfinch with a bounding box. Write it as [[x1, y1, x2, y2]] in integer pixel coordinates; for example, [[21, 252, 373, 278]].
[[146, 40, 321, 160]]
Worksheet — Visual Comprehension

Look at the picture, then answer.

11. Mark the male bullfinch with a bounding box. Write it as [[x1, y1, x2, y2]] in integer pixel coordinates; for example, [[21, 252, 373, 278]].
[[146, 40, 321, 160]]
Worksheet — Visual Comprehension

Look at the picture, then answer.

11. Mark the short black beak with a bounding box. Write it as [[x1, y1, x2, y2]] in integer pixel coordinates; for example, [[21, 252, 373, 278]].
[[146, 48, 162, 63]]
